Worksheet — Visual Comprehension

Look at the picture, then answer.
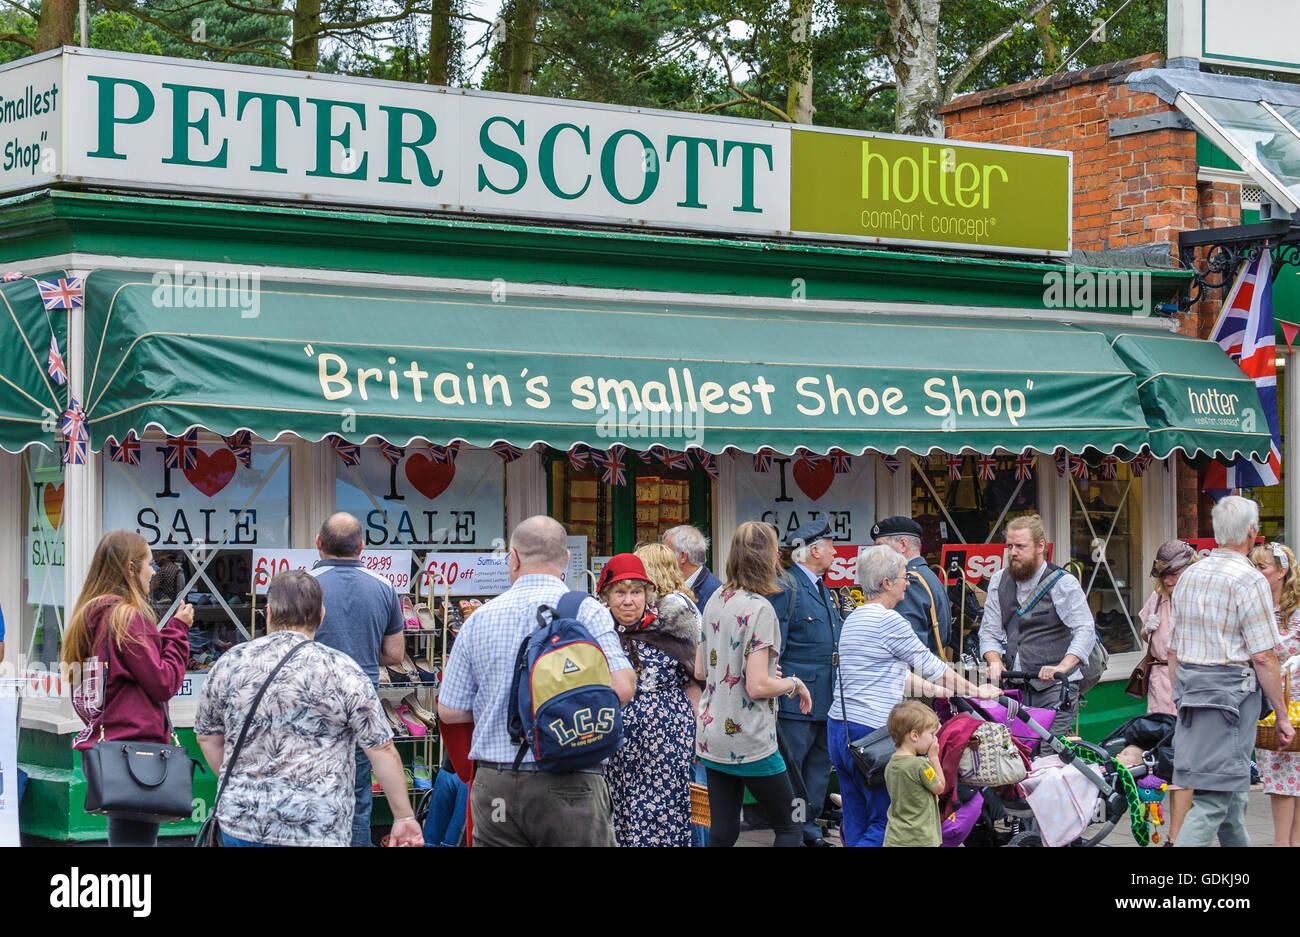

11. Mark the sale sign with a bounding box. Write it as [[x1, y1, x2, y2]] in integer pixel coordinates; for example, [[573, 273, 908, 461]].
[[824, 545, 864, 589], [940, 543, 1054, 586], [418, 552, 511, 597], [252, 548, 413, 594]]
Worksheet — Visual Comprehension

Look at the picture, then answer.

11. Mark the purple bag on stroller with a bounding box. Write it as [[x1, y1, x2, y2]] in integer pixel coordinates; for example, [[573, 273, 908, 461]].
[[966, 692, 1056, 750], [941, 790, 984, 846]]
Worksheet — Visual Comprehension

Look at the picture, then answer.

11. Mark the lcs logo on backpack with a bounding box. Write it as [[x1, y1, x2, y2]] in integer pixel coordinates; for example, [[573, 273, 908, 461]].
[[508, 592, 623, 772], [548, 706, 617, 747]]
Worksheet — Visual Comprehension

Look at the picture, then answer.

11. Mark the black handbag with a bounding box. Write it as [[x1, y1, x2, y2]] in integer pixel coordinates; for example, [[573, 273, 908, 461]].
[[837, 660, 894, 788], [195, 638, 311, 847], [81, 619, 201, 824]]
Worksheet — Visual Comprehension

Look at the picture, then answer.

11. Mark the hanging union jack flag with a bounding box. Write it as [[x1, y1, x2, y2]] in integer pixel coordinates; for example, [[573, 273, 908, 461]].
[[163, 429, 199, 470], [828, 449, 853, 474], [695, 449, 719, 480], [1070, 455, 1090, 481], [637, 448, 657, 465], [2, 271, 23, 282], [379, 441, 406, 465], [60, 396, 88, 466], [1204, 252, 1282, 493], [568, 445, 591, 472], [491, 441, 524, 463], [427, 442, 460, 464], [658, 448, 692, 471], [1100, 455, 1118, 480], [593, 445, 627, 485], [1054, 449, 1068, 477], [36, 277, 84, 310], [107, 431, 141, 466], [946, 453, 964, 481], [881, 453, 901, 475], [1132, 451, 1154, 477], [753, 447, 775, 473], [46, 332, 67, 386], [1014, 452, 1035, 482], [976, 453, 999, 481], [222, 431, 252, 468], [326, 434, 362, 467]]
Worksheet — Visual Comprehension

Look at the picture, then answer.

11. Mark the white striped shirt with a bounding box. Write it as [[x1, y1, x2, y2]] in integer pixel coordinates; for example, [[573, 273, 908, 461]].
[[831, 602, 948, 728]]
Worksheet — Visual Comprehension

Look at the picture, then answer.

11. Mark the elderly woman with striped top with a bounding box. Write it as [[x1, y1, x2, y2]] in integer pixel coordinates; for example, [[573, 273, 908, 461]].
[[829, 545, 998, 847]]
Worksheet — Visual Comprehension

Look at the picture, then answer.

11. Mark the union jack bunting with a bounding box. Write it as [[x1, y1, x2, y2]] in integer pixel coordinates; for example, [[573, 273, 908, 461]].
[[1054, 450, 1068, 477], [753, 447, 775, 473], [379, 441, 406, 465], [427, 442, 459, 464], [60, 396, 88, 466], [327, 434, 362, 467], [490, 441, 524, 463], [1131, 452, 1154, 477], [946, 453, 964, 481], [593, 445, 627, 486], [46, 332, 67, 386], [1100, 456, 1118, 480], [568, 445, 591, 472], [880, 454, 901, 475], [695, 449, 719, 480], [36, 277, 84, 310], [1069, 455, 1090, 481], [976, 453, 998, 481], [107, 431, 141, 466], [2, 271, 23, 282], [828, 449, 853, 474], [163, 429, 199, 471], [222, 431, 252, 468], [637, 448, 657, 465], [1014, 452, 1035, 482], [658, 448, 692, 471]]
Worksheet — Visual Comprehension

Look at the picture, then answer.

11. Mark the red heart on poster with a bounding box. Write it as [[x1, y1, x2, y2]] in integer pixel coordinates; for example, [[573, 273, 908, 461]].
[[792, 458, 834, 501], [183, 447, 237, 498], [405, 453, 456, 500], [43, 482, 64, 529]]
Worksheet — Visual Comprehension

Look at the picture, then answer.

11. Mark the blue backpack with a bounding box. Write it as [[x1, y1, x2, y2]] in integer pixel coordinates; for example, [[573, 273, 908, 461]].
[[508, 591, 623, 772]]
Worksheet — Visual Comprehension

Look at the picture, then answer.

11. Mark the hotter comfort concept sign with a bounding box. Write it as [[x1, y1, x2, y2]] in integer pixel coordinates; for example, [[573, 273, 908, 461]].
[[0, 47, 1071, 257]]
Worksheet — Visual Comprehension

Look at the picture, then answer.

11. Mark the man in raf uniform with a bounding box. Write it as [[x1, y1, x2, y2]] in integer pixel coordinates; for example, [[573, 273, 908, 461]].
[[873, 516, 951, 658], [771, 519, 842, 847]]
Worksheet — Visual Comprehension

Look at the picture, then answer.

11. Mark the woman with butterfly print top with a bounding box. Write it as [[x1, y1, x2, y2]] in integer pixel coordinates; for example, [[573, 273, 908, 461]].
[[598, 552, 697, 847], [696, 522, 812, 847]]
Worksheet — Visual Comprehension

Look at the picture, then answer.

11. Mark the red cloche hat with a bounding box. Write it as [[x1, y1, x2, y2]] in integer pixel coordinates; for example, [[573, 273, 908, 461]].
[[596, 553, 651, 594]]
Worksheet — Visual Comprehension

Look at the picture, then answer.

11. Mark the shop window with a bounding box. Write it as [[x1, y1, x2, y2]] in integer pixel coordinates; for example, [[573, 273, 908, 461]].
[[1067, 456, 1144, 654], [20, 446, 65, 676], [547, 448, 712, 573], [911, 452, 1039, 565], [101, 434, 291, 678]]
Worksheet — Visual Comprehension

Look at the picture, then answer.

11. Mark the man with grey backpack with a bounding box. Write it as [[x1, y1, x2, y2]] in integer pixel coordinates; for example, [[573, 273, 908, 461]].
[[979, 514, 1100, 736]]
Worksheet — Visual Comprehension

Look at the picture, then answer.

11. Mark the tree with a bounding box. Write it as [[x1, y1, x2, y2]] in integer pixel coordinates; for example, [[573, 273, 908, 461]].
[[35, 0, 77, 51]]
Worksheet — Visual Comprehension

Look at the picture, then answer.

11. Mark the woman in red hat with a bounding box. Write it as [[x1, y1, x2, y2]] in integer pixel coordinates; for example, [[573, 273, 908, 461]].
[[597, 552, 698, 846]]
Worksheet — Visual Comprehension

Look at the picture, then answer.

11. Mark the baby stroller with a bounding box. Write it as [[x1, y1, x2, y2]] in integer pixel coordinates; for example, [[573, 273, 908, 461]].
[[940, 672, 1162, 847]]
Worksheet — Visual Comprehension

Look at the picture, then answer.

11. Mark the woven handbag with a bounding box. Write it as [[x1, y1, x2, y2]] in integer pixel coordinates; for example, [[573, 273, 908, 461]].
[[1257, 671, 1300, 753], [957, 722, 1027, 787], [688, 782, 711, 828]]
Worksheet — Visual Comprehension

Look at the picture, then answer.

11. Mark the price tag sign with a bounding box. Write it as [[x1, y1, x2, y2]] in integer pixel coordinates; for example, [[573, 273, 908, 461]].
[[563, 536, 588, 591], [418, 551, 511, 597], [252, 549, 413, 594]]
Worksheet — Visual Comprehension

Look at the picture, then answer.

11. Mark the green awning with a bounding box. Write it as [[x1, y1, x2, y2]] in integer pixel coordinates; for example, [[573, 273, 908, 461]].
[[0, 273, 68, 453], [1099, 328, 1272, 461], [84, 270, 1152, 456]]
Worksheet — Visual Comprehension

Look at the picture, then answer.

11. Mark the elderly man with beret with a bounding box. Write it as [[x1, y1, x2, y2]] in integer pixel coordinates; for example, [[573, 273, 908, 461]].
[[873, 516, 952, 659], [770, 519, 843, 847]]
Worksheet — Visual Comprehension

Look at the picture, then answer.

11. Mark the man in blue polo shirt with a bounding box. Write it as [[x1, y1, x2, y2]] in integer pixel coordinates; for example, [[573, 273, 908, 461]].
[[308, 512, 405, 846]]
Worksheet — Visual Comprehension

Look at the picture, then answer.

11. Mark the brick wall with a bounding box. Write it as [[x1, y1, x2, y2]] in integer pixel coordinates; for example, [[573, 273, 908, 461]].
[[941, 53, 1230, 538]]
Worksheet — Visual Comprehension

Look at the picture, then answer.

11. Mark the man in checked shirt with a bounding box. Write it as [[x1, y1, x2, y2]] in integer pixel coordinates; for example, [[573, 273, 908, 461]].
[[437, 516, 636, 846]]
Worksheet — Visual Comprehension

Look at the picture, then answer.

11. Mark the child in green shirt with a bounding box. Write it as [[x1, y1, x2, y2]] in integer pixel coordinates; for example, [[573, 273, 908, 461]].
[[883, 701, 946, 847]]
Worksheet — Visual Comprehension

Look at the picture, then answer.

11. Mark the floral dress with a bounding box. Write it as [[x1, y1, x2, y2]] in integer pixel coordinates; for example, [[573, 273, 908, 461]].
[[605, 642, 696, 846], [1258, 611, 1300, 797]]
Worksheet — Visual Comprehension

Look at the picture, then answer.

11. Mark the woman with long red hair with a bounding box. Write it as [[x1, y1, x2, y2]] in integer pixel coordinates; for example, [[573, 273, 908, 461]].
[[61, 530, 193, 846]]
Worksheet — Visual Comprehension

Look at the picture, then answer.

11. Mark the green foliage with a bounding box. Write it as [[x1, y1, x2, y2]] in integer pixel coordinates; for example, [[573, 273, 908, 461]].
[[88, 10, 163, 56]]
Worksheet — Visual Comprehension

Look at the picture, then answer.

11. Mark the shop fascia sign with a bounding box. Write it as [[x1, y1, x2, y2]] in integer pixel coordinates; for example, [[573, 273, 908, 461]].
[[1169, 0, 1300, 75], [0, 47, 1071, 256]]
